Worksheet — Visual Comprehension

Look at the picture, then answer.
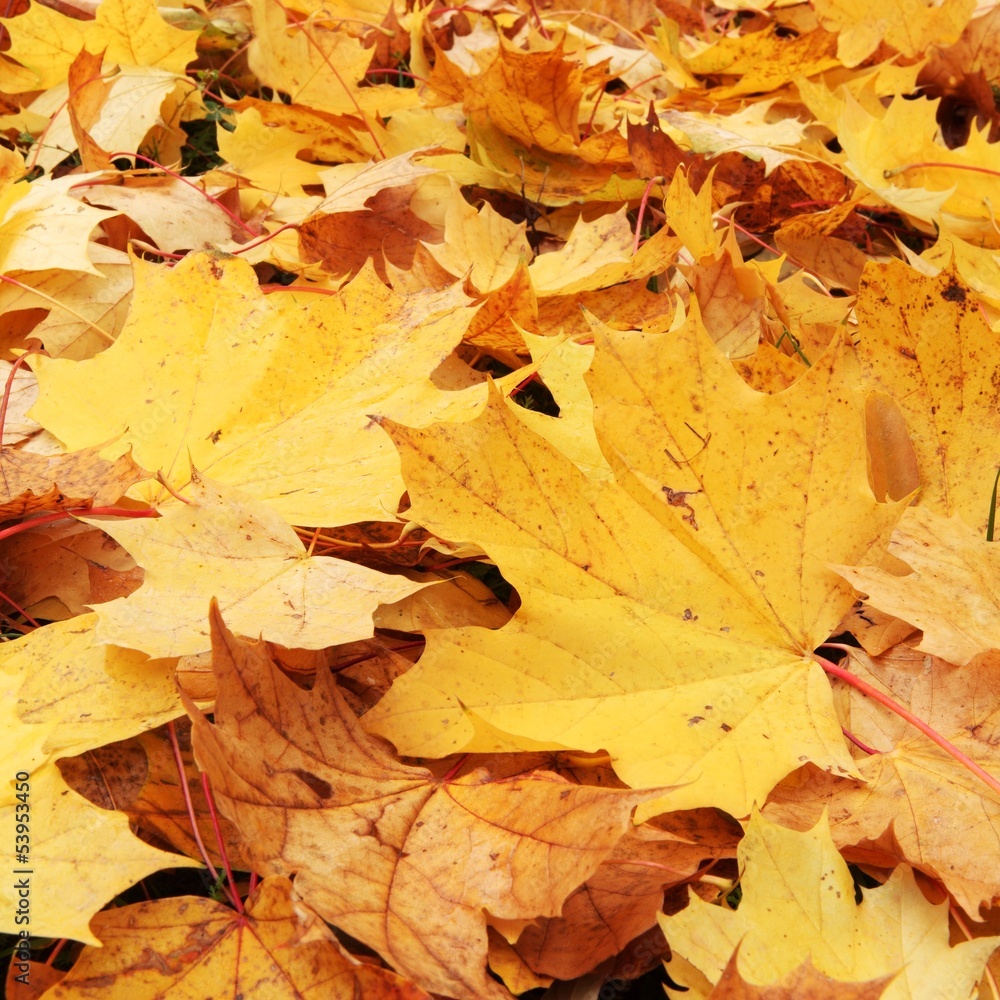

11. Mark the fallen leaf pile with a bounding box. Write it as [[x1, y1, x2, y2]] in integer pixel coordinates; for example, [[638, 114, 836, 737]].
[[1, 0, 1000, 997]]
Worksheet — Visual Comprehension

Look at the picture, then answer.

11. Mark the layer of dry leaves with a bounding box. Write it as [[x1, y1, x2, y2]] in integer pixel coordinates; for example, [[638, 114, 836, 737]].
[[1, 0, 1000, 997]]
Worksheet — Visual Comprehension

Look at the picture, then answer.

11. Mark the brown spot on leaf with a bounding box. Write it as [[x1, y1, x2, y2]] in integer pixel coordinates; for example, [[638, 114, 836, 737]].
[[940, 280, 966, 303], [292, 769, 333, 800]]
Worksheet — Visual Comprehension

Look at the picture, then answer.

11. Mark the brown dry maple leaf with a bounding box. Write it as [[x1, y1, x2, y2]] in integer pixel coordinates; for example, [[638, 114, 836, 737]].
[[0, 445, 146, 520], [187, 602, 654, 999], [765, 643, 1000, 914]]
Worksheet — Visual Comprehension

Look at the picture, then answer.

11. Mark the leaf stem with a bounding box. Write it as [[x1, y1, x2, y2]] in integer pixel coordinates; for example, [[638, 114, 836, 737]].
[[44, 939, 68, 967], [229, 223, 300, 257], [155, 471, 191, 505], [633, 175, 663, 254], [987, 467, 1000, 542], [527, 0, 551, 39], [441, 754, 470, 781], [0, 586, 40, 629], [841, 727, 878, 755], [166, 721, 223, 887], [0, 506, 159, 544], [884, 161, 1000, 180], [201, 772, 244, 915]]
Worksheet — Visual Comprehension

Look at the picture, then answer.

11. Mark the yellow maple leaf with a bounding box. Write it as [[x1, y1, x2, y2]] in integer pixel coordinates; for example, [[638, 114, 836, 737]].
[[0, 244, 131, 359], [89, 0, 199, 75], [832, 92, 1000, 240], [246, 0, 416, 116], [0, 3, 86, 90], [364, 306, 903, 818], [424, 182, 531, 294], [0, 0, 197, 91], [920, 231, 1000, 312], [812, 0, 974, 67], [56, 63, 200, 174], [0, 767, 199, 944], [29, 251, 485, 526], [0, 171, 117, 277], [528, 207, 680, 295], [659, 810, 999, 998], [1, 614, 180, 768], [84, 474, 429, 658], [683, 25, 840, 100], [665, 167, 720, 261], [217, 107, 325, 197]]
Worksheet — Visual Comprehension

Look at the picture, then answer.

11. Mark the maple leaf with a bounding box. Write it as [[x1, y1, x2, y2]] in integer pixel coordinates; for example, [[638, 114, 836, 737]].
[[424, 184, 531, 294], [685, 228, 769, 358], [83, 473, 428, 658], [29, 251, 485, 526], [527, 206, 680, 295], [664, 167, 720, 261], [0, 244, 132, 359], [510, 334, 611, 480], [59, 724, 249, 873], [816, 91, 1000, 239], [364, 306, 903, 818], [247, 0, 414, 117], [57, 43, 203, 177], [217, 107, 325, 198], [0, 766, 199, 944], [187, 603, 652, 999], [0, 0, 198, 92], [0, 4, 88, 91], [511, 809, 740, 980], [0, 445, 146, 518], [0, 520, 142, 620], [65, 49, 115, 174], [659, 810, 999, 998], [225, 94, 376, 164], [682, 25, 840, 100], [834, 507, 1000, 665], [658, 104, 810, 176], [0, 168, 118, 276], [299, 182, 441, 282], [462, 44, 647, 207], [465, 40, 629, 164], [1, 614, 181, 770], [6, 0, 1000, 993], [812, 0, 974, 67], [33, 876, 432, 998]]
